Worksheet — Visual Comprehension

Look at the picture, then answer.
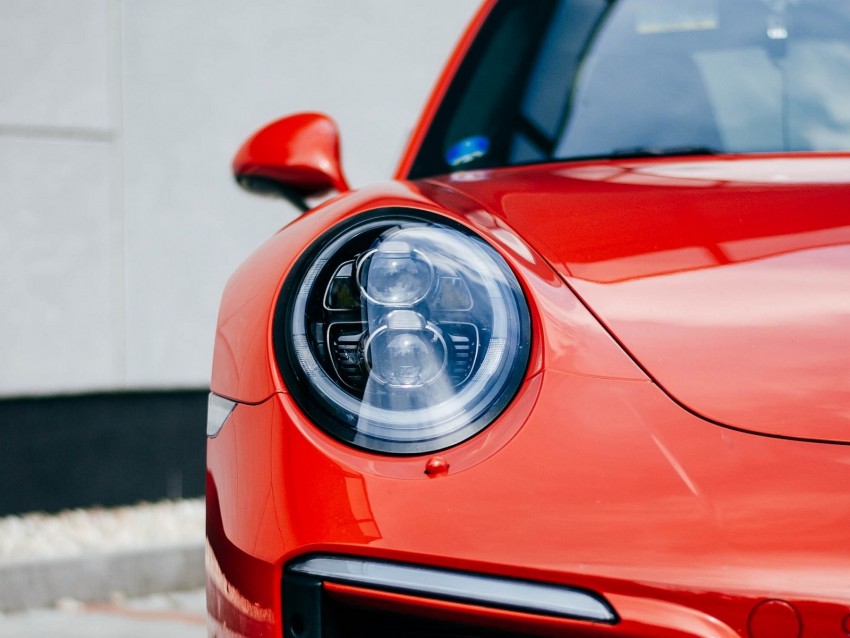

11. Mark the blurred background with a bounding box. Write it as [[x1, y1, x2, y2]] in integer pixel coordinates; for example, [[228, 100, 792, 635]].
[[0, 0, 479, 516]]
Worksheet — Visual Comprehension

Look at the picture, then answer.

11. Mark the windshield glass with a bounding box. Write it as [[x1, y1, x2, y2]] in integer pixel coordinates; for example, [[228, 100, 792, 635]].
[[408, 0, 850, 178]]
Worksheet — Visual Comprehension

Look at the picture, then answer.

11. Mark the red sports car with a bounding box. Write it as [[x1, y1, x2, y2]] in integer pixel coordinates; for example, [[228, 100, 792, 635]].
[[206, 1, 850, 636]]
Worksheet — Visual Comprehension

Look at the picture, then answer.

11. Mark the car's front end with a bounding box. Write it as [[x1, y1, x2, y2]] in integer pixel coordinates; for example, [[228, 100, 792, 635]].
[[207, 1, 850, 636]]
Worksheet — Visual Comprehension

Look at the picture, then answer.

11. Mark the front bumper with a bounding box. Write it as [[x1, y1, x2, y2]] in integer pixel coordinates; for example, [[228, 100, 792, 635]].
[[206, 366, 850, 637]]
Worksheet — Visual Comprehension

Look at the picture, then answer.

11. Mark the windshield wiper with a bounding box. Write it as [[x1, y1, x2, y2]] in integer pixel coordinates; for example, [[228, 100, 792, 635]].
[[609, 145, 722, 159]]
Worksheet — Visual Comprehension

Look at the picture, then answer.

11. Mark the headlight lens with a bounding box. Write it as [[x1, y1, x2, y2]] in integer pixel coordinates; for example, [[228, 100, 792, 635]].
[[276, 211, 530, 454]]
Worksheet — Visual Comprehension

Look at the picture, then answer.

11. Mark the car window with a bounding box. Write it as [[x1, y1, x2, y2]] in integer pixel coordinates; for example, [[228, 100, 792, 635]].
[[408, 0, 850, 178]]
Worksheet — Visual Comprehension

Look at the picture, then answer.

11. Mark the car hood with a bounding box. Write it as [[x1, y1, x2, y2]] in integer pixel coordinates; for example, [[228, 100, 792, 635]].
[[420, 155, 850, 443]]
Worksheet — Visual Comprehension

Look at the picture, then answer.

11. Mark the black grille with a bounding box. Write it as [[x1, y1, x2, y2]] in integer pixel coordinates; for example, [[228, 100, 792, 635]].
[[321, 599, 535, 638], [283, 572, 544, 638]]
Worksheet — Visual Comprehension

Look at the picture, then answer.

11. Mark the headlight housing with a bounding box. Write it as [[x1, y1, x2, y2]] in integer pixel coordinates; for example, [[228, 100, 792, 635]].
[[275, 210, 530, 454]]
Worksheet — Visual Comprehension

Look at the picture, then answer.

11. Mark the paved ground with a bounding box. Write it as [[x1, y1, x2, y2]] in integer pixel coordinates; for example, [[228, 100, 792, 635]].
[[0, 589, 206, 637]]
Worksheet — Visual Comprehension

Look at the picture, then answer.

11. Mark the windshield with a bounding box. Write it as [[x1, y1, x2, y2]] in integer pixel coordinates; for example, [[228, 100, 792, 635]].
[[408, 0, 850, 178]]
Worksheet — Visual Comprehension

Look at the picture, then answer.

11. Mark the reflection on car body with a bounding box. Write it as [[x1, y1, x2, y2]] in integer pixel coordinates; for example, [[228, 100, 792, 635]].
[[207, 1, 850, 636]]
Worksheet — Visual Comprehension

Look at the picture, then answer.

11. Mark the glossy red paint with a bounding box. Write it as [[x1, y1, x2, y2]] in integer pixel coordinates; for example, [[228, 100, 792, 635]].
[[232, 112, 349, 196], [207, 165, 850, 637], [208, 321, 850, 636], [210, 3, 850, 636], [418, 155, 850, 444], [746, 600, 801, 638]]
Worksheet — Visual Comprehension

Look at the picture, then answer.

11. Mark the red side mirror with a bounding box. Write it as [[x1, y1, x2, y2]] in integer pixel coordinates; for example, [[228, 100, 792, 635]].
[[233, 113, 350, 212]]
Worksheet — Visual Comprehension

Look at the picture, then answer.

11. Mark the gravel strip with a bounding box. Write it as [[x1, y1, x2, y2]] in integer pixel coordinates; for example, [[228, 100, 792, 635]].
[[0, 499, 204, 564], [0, 500, 206, 613]]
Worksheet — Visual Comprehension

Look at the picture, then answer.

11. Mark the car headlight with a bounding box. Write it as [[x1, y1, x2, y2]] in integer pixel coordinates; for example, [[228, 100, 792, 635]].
[[275, 210, 530, 454]]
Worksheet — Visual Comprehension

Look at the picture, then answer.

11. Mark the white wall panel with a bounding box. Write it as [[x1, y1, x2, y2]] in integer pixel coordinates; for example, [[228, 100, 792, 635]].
[[0, 0, 111, 132], [0, 138, 114, 395]]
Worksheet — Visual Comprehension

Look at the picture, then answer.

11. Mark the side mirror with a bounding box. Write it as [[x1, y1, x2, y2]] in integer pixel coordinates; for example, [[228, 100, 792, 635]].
[[232, 112, 350, 212]]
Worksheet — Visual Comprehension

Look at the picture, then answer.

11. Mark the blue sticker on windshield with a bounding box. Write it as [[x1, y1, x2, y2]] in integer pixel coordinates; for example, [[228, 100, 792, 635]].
[[446, 136, 490, 167]]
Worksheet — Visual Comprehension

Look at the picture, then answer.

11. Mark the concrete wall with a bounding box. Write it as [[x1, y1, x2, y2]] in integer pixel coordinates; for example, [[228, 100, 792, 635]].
[[0, 0, 479, 397]]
